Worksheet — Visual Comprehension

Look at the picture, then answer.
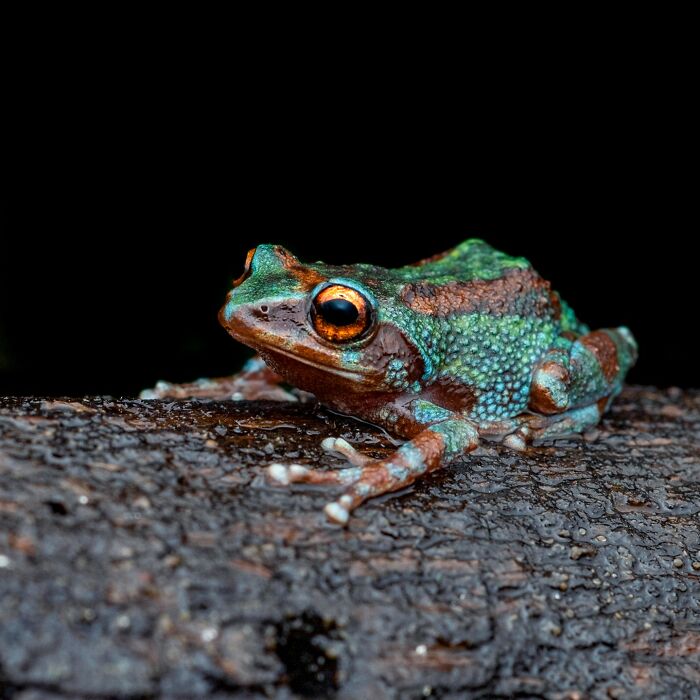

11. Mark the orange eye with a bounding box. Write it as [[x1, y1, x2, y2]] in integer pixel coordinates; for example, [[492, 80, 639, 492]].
[[311, 285, 373, 343], [233, 248, 256, 287]]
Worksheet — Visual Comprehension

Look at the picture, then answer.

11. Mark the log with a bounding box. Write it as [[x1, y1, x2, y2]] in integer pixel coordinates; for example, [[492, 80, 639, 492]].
[[0, 387, 698, 699]]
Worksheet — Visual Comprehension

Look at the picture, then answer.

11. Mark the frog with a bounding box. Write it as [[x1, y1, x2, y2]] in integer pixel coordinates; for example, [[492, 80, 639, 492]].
[[143, 239, 637, 525]]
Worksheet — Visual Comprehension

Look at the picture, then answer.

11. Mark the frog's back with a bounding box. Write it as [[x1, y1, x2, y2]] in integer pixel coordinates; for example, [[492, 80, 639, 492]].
[[309, 238, 585, 332], [388, 239, 562, 325], [398, 238, 530, 283]]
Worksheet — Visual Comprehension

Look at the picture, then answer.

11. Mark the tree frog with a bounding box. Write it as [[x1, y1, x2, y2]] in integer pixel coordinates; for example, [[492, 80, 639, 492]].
[[144, 240, 637, 525]]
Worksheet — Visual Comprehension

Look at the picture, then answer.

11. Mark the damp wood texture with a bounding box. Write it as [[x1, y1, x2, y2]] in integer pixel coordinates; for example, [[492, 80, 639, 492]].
[[0, 386, 699, 699]]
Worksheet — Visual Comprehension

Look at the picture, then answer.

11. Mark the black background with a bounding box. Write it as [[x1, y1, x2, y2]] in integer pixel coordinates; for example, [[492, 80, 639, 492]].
[[1, 70, 696, 395]]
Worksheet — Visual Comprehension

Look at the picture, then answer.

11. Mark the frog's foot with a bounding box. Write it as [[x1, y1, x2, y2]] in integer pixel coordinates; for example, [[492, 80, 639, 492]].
[[267, 459, 416, 524], [140, 356, 302, 402], [483, 402, 608, 451], [270, 419, 479, 525], [140, 377, 298, 402], [266, 437, 370, 486], [526, 402, 606, 442]]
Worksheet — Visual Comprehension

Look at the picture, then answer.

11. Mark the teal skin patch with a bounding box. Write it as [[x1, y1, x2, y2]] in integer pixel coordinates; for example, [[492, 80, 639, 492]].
[[429, 420, 479, 459], [567, 342, 611, 405], [241, 356, 267, 372], [411, 400, 453, 425], [342, 350, 362, 364], [535, 367, 569, 409], [381, 306, 559, 420], [386, 442, 430, 481]]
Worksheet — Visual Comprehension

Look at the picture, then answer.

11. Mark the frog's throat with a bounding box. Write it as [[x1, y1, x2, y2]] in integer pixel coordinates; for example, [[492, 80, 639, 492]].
[[258, 346, 376, 383]]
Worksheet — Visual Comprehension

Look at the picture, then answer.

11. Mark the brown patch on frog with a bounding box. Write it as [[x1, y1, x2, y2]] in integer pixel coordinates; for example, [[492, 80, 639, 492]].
[[422, 377, 476, 413], [259, 348, 377, 399], [289, 265, 327, 290], [548, 290, 562, 321], [402, 268, 559, 319], [528, 361, 570, 415], [362, 323, 425, 385], [253, 245, 327, 290], [580, 331, 619, 383], [272, 247, 327, 289]]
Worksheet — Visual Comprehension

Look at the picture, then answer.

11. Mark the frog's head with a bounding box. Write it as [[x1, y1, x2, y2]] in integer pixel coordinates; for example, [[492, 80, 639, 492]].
[[219, 244, 425, 399]]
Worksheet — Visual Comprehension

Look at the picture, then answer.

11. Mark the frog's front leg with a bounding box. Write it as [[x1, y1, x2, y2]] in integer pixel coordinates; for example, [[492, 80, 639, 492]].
[[268, 401, 479, 525], [140, 355, 300, 401]]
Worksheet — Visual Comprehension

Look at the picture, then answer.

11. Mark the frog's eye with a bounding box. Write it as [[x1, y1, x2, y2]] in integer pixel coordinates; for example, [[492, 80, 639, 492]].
[[311, 285, 373, 343], [233, 247, 256, 288]]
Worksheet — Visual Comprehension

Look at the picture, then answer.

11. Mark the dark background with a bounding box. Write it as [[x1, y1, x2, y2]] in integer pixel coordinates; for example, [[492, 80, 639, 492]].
[[1, 64, 696, 395], [1, 167, 695, 395]]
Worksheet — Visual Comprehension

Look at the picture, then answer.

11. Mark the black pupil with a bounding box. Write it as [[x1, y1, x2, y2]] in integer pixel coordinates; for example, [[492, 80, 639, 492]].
[[318, 298, 359, 326]]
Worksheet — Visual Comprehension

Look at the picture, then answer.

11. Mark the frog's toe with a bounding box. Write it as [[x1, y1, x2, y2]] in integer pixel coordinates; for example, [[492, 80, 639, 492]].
[[503, 433, 527, 452], [324, 495, 353, 525], [267, 462, 363, 486], [320, 437, 369, 466], [502, 425, 531, 452], [267, 463, 310, 485]]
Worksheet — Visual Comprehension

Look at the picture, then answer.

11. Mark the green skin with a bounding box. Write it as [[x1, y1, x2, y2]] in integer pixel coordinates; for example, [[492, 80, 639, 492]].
[[148, 240, 638, 525]]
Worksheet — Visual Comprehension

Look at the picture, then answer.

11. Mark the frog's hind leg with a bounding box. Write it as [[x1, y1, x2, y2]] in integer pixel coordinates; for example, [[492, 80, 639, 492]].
[[481, 401, 610, 451], [527, 402, 608, 442], [485, 327, 637, 451], [528, 327, 637, 416]]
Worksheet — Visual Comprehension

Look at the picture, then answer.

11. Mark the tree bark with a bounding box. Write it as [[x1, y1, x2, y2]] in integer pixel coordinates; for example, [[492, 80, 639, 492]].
[[0, 386, 698, 699]]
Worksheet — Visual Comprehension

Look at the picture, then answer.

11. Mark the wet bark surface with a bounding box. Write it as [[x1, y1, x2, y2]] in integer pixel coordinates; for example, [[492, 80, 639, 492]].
[[0, 387, 699, 699]]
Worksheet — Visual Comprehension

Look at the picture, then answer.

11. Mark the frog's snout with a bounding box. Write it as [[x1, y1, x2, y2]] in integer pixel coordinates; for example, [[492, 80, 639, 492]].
[[219, 294, 256, 339], [219, 290, 239, 327]]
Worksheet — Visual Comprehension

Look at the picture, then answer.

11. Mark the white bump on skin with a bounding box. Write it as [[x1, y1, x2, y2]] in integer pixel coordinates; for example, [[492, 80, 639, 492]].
[[324, 501, 349, 525], [503, 433, 527, 452], [267, 463, 290, 485], [400, 445, 427, 474], [288, 464, 309, 480]]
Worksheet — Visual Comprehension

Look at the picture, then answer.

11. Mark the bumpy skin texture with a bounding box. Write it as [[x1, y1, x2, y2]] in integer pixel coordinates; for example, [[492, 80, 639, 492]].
[[212, 239, 637, 524]]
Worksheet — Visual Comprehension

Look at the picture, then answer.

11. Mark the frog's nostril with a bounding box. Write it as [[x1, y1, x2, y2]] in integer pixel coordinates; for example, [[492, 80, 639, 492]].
[[260, 305, 269, 313]]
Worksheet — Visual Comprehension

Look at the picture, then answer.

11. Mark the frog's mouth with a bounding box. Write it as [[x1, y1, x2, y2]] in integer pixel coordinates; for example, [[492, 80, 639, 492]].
[[259, 346, 373, 382]]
